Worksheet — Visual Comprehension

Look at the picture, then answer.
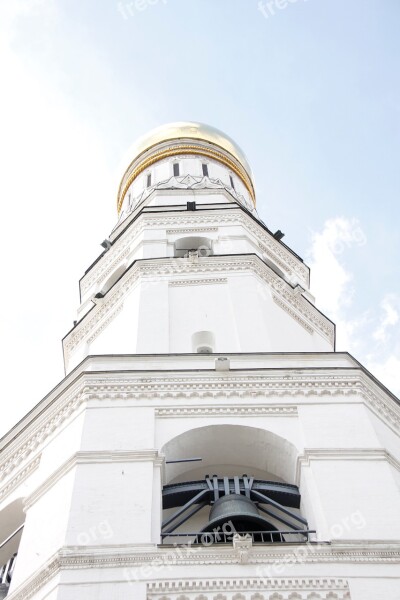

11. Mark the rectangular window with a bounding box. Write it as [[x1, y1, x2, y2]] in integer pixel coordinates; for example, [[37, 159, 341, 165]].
[[230, 175, 235, 189], [202, 163, 209, 177], [146, 173, 152, 187], [173, 163, 180, 177]]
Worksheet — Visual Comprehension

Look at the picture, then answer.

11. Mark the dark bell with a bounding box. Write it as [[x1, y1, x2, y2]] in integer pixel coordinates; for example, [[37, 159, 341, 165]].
[[199, 494, 281, 542]]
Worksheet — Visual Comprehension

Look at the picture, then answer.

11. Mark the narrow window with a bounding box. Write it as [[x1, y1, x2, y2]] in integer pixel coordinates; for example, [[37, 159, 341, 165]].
[[229, 175, 235, 189], [146, 173, 152, 187], [202, 163, 209, 177], [173, 163, 180, 177]]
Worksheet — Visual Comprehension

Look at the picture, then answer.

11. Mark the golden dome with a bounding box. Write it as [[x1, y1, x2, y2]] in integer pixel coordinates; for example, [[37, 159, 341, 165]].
[[117, 122, 255, 212]]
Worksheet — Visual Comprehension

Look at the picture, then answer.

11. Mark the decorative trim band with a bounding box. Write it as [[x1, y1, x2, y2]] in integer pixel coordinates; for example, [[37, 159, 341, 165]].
[[167, 227, 218, 235], [1, 371, 399, 491], [0, 455, 40, 504], [147, 578, 351, 599], [24, 449, 163, 510], [86, 303, 124, 346], [81, 210, 309, 294], [155, 405, 298, 418], [169, 277, 227, 287], [272, 294, 314, 334], [117, 144, 256, 213], [67, 255, 333, 361], [296, 447, 400, 485], [0, 382, 88, 483], [7, 543, 400, 600]]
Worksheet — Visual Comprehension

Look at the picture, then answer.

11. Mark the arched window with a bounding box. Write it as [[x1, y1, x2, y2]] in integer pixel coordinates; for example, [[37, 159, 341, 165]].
[[160, 426, 310, 546], [202, 163, 209, 177], [174, 236, 213, 258]]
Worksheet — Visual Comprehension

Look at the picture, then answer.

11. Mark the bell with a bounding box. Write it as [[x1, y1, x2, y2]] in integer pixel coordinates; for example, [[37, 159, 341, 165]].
[[199, 494, 281, 543]]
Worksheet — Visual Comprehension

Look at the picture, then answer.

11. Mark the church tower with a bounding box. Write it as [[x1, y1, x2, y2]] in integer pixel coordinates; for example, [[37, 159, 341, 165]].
[[1, 123, 399, 600]]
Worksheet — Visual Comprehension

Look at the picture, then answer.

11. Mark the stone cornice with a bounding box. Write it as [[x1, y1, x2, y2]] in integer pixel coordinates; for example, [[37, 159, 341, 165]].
[[296, 448, 400, 486], [1, 368, 399, 492], [0, 380, 87, 483], [81, 208, 309, 295], [69, 254, 332, 362], [48, 540, 400, 565], [24, 450, 164, 510], [169, 277, 227, 287], [0, 455, 40, 505], [166, 226, 218, 235], [155, 405, 298, 418], [6, 542, 400, 600]]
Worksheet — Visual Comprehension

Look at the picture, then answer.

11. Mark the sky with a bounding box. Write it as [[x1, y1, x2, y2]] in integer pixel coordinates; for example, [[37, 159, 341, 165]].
[[0, 0, 399, 437]]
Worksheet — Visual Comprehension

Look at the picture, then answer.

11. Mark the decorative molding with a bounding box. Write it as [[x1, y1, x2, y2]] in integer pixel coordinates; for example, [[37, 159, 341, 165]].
[[117, 144, 256, 212], [81, 210, 308, 295], [87, 303, 124, 346], [361, 382, 400, 432], [7, 540, 400, 600], [24, 453, 76, 510], [0, 455, 40, 504], [1, 370, 399, 490], [296, 447, 400, 485], [169, 277, 227, 287], [96, 246, 130, 290], [232, 533, 253, 564], [24, 449, 163, 510], [74, 374, 362, 399], [6, 554, 60, 600], [272, 295, 314, 335], [0, 383, 87, 483], [147, 578, 351, 600], [155, 406, 298, 418], [119, 173, 253, 219], [67, 255, 333, 362], [167, 227, 218, 235]]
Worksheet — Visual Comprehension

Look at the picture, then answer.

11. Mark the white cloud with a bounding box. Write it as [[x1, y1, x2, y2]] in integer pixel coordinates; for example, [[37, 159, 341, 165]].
[[372, 294, 400, 343], [307, 217, 363, 348], [307, 218, 400, 397], [367, 354, 400, 395]]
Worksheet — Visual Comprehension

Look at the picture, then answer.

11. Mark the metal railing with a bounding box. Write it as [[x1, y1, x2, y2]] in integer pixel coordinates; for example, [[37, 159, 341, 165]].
[[0, 554, 16, 586], [0, 523, 23, 594], [161, 529, 316, 545], [0, 525, 24, 553]]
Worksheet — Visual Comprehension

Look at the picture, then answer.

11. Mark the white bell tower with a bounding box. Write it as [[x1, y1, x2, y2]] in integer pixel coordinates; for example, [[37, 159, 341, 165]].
[[1, 123, 399, 600], [64, 122, 333, 372]]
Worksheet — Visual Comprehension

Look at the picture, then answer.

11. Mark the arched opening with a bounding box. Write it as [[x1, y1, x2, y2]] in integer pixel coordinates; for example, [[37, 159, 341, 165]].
[[0, 499, 25, 595], [262, 254, 300, 288], [262, 255, 287, 280], [160, 425, 311, 546], [174, 236, 213, 258], [96, 264, 127, 297]]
